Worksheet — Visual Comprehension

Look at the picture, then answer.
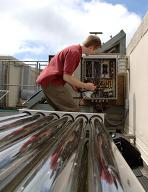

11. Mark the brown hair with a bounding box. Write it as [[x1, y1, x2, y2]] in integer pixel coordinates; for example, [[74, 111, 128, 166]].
[[83, 35, 101, 49]]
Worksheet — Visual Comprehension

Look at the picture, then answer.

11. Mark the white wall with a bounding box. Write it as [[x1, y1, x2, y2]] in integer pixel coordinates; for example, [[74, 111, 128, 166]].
[[127, 13, 148, 164]]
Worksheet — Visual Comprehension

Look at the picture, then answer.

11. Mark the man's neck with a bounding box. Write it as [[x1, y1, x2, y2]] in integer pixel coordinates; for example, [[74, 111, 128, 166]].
[[81, 45, 88, 55]]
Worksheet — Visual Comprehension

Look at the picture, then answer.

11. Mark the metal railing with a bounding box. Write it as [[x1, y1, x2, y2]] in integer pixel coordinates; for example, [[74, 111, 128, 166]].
[[0, 90, 9, 101]]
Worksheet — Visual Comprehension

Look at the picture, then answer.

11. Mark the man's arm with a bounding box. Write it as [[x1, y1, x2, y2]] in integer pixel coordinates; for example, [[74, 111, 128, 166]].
[[63, 74, 96, 91]]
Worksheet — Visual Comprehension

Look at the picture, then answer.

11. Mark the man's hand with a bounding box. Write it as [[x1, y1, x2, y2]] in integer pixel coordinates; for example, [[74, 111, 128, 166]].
[[63, 74, 96, 91], [72, 85, 79, 92], [84, 83, 96, 91]]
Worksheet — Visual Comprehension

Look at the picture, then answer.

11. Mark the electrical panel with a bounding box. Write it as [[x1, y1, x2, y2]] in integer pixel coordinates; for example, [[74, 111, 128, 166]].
[[81, 55, 118, 100]]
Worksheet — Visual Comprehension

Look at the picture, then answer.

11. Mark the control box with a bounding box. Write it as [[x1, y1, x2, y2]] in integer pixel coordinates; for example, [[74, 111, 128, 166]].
[[81, 55, 118, 100]]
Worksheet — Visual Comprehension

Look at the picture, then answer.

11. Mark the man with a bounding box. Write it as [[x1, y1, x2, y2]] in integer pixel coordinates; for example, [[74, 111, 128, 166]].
[[36, 35, 101, 112]]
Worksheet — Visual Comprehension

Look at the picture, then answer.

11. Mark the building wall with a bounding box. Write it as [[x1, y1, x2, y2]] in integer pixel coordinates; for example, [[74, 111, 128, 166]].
[[127, 13, 148, 164], [0, 57, 39, 107], [8, 63, 21, 107]]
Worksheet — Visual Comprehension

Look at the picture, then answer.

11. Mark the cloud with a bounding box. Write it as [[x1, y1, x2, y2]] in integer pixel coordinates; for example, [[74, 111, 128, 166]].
[[0, 0, 142, 59]]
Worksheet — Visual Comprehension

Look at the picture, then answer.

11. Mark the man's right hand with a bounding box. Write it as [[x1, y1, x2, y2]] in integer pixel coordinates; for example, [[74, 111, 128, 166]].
[[84, 83, 96, 91], [63, 74, 96, 91]]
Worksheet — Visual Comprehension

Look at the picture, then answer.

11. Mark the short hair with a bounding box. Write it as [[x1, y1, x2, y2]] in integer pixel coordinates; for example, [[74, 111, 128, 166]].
[[83, 35, 101, 49]]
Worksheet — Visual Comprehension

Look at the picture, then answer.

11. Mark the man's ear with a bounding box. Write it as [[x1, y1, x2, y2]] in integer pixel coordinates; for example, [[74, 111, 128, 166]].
[[87, 46, 92, 51], [89, 45, 95, 50]]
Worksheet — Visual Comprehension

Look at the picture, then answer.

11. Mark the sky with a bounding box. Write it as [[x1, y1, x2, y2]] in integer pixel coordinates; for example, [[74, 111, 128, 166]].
[[0, 0, 147, 61]]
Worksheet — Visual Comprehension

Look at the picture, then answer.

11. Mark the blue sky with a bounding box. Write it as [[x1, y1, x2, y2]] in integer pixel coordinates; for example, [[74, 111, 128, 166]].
[[0, 0, 147, 61], [104, 0, 148, 17]]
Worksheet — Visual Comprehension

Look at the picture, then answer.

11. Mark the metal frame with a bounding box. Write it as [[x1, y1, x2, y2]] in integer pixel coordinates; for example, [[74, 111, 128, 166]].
[[19, 108, 105, 122], [0, 90, 9, 101]]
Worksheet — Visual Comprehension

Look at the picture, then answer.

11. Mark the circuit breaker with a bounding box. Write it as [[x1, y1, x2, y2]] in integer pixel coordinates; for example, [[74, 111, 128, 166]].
[[81, 55, 119, 100]]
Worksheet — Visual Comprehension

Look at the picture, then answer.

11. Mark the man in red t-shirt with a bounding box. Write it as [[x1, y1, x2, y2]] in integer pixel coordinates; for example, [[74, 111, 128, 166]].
[[36, 35, 101, 112]]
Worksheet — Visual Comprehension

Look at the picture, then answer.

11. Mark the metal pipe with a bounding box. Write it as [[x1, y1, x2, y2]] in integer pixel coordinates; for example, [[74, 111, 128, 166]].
[[88, 116, 122, 192], [0, 112, 145, 192], [46, 116, 88, 192], [0, 114, 56, 150], [88, 116, 145, 192], [0, 115, 74, 191], [0, 113, 42, 131], [1, 116, 86, 192], [0, 112, 30, 123]]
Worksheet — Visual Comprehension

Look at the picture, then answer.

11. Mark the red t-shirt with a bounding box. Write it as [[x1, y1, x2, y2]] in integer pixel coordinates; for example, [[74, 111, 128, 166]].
[[36, 44, 82, 88]]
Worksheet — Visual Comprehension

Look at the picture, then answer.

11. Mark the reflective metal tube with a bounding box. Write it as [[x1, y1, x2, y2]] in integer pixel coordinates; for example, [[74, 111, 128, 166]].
[[88, 117, 145, 192], [0, 112, 145, 192], [0, 115, 74, 192], [18, 115, 84, 192], [13, 116, 87, 192], [0, 113, 43, 131], [0, 112, 30, 123], [0, 114, 56, 151]]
